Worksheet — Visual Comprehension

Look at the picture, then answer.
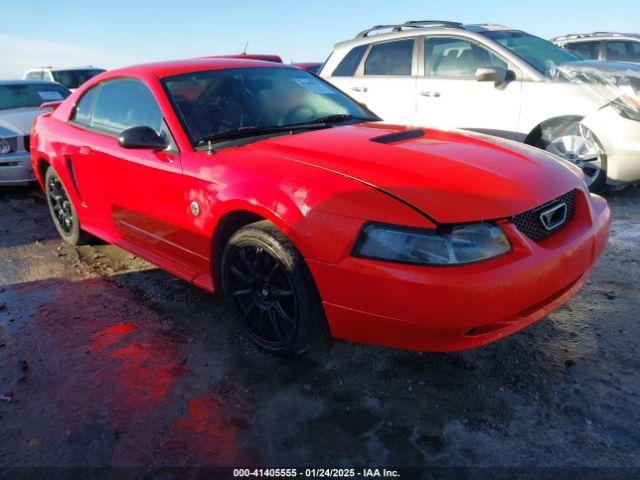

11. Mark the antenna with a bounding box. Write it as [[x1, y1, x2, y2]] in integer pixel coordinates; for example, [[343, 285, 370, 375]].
[[243, 42, 249, 55]]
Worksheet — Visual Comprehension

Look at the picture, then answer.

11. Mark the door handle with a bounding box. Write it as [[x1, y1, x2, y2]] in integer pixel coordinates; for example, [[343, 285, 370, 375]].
[[352, 86, 368, 92], [79, 146, 92, 155], [420, 91, 441, 97]]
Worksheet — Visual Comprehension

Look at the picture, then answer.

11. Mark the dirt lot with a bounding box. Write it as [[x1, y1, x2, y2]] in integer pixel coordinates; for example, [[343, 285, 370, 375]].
[[0, 185, 639, 476]]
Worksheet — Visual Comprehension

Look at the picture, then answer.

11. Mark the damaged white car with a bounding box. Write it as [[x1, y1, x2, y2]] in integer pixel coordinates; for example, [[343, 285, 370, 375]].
[[320, 21, 640, 192]]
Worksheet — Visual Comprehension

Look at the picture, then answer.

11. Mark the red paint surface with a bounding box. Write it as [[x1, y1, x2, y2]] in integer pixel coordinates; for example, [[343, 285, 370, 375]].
[[89, 322, 137, 351], [31, 58, 610, 351], [169, 387, 249, 465]]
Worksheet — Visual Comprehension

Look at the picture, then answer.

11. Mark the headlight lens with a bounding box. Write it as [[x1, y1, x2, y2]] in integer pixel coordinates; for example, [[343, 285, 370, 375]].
[[0, 138, 13, 155], [353, 222, 511, 266], [610, 95, 640, 122]]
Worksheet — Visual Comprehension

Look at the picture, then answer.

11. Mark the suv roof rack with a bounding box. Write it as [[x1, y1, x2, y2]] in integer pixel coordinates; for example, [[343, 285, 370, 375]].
[[356, 20, 463, 39], [551, 32, 629, 42]]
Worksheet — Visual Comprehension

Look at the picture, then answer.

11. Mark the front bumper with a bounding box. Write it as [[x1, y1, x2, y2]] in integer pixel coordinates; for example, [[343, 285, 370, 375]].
[[307, 190, 610, 351], [0, 152, 36, 186], [584, 107, 640, 185]]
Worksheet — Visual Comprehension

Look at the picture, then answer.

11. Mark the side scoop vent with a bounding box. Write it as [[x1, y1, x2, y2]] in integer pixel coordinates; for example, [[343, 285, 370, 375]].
[[370, 129, 425, 144]]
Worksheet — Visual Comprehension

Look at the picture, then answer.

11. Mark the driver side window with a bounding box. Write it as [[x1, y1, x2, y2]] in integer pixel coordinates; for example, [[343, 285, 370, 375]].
[[90, 79, 163, 135], [424, 37, 507, 78]]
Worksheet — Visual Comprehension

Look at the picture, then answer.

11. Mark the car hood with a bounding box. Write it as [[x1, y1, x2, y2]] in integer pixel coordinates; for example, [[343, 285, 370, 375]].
[[0, 107, 40, 137], [557, 61, 640, 93], [253, 124, 581, 223]]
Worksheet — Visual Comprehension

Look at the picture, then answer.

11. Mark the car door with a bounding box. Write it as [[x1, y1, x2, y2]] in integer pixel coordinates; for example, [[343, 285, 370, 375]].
[[84, 78, 200, 278], [347, 38, 418, 124], [416, 35, 522, 140]]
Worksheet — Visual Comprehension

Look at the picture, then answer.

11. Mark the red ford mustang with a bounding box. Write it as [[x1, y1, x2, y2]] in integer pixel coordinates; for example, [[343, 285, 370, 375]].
[[31, 58, 610, 356]]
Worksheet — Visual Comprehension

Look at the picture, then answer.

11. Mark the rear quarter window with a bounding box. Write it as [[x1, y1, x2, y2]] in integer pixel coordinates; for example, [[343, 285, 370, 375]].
[[332, 45, 368, 77], [72, 86, 99, 126]]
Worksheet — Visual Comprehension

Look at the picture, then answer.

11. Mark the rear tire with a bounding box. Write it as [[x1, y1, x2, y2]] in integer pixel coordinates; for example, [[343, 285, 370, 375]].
[[45, 166, 91, 246], [221, 220, 329, 356]]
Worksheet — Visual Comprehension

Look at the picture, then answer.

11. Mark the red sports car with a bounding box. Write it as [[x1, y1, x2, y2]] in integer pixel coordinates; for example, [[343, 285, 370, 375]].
[[31, 58, 610, 356]]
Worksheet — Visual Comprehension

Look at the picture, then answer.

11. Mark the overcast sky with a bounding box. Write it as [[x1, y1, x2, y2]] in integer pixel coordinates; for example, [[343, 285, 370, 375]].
[[1, 0, 638, 78]]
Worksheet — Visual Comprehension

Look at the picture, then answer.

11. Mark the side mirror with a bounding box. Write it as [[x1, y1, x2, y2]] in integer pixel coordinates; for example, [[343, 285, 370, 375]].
[[118, 126, 166, 150], [475, 66, 508, 85]]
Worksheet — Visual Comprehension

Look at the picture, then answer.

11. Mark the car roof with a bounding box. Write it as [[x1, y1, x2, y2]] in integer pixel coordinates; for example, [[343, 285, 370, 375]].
[[0, 80, 67, 87], [105, 57, 291, 79], [205, 54, 284, 63], [335, 21, 519, 48], [26, 66, 104, 71], [551, 32, 640, 42]]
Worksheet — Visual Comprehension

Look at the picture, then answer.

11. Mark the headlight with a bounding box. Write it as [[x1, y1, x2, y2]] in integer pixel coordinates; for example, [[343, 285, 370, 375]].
[[352, 222, 511, 266], [610, 95, 640, 122], [0, 138, 13, 155]]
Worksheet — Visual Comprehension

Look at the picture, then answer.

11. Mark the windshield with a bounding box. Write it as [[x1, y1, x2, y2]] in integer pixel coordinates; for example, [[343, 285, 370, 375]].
[[0, 83, 70, 110], [162, 67, 376, 145], [481, 31, 580, 77], [52, 69, 105, 89]]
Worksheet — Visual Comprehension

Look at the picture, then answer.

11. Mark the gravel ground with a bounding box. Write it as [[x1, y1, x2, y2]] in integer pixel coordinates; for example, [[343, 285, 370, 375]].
[[0, 185, 638, 476]]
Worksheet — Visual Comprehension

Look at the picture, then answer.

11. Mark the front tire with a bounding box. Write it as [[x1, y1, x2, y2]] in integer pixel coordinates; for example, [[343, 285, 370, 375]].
[[535, 120, 607, 193], [221, 220, 329, 356], [45, 166, 90, 245]]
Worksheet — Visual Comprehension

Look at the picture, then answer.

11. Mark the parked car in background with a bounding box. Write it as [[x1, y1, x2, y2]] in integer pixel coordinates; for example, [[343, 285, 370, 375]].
[[23, 66, 105, 91], [320, 20, 640, 192], [292, 62, 323, 74], [552, 33, 640, 63], [0, 80, 70, 185], [31, 58, 609, 356]]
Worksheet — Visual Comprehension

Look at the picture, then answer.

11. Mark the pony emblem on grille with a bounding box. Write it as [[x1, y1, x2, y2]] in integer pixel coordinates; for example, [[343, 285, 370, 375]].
[[539, 202, 568, 231]]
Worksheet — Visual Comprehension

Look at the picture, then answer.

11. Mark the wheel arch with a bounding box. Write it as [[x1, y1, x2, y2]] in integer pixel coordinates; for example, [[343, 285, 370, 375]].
[[209, 200, 306, 289], [523, 115, 585, 146], [211, 209, 267, 286], [35, 157, 51, 189]]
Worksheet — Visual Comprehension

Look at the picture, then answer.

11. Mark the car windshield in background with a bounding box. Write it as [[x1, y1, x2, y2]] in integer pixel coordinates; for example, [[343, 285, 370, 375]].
[[0, 84, 71, 111], [162, 67, 376, 145], [481, 31, 580, 76], [52, 69, 105, 89]]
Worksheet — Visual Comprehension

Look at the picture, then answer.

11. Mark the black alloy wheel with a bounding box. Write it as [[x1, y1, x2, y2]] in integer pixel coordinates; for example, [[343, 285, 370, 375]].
[[45, 166, 90, 245], [222, 220, 328, 356]]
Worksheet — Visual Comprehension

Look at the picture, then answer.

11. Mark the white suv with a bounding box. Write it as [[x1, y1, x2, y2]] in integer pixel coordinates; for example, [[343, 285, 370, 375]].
[[551, 33, 640, 64], [320, 21, 640, 192], [23, 66, 105, 91]]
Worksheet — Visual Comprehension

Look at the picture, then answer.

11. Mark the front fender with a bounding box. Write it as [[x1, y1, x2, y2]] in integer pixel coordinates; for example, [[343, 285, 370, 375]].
[[187, 164, 432, 266]]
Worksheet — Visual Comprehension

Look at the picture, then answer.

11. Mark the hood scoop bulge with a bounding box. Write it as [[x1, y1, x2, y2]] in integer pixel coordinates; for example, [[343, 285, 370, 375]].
[[370, 129, 425, 144]]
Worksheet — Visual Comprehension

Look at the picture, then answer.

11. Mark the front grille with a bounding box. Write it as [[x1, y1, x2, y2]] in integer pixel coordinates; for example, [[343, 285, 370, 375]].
[[23, 135, 30, 152], [510, 190, 576, 242]]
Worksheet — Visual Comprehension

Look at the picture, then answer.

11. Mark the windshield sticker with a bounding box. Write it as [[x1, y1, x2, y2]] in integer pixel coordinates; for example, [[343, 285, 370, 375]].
[[38, 91, 64, 101], [292, 78, 334, 95]]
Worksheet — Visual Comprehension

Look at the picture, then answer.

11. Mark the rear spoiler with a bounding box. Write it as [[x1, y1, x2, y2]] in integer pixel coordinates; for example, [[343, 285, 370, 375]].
[[39, 100, 64, 114]]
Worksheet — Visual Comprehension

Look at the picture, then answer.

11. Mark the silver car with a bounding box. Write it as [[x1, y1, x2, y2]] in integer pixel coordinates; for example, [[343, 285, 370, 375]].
[[0, 80, 70, 186], [552, 33, 640, 64]]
